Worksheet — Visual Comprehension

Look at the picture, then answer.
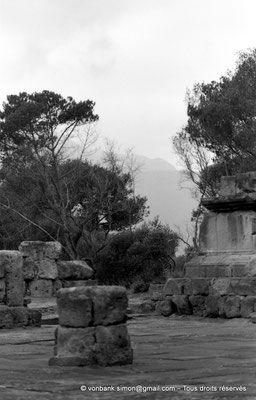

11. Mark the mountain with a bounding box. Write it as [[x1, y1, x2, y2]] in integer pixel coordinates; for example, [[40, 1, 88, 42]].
[[134, 156, 197, 233]]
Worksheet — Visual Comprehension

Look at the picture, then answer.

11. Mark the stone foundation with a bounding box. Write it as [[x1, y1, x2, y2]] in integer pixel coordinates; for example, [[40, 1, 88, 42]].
[[49, 286, 133, 366], [0, 250, 41, 328]]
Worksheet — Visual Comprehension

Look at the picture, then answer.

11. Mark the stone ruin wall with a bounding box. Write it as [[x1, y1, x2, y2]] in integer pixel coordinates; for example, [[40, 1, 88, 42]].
[[0, 240, 95, 328], [19, 241, 95, 298]]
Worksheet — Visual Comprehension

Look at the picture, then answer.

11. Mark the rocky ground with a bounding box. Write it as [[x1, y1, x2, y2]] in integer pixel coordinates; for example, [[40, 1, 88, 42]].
[[0, 294, 254, 399]]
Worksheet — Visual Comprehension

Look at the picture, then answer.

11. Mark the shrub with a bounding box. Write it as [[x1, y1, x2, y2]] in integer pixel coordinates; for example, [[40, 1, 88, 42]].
[[95, 217, 179, 287]]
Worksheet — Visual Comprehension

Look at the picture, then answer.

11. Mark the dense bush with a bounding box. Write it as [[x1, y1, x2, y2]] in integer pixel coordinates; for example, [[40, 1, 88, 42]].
[[95, 218, 179, 288]]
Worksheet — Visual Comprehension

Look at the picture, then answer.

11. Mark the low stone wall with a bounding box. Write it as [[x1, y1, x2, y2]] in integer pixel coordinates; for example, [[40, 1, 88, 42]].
[[155, 278, 256, 318], [49, 286, 133, 366], [0, 250, 41, 328], [19, 241, 95, 297]]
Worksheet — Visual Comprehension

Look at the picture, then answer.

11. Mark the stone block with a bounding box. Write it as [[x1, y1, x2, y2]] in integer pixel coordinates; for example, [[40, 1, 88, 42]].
[[189, 295, 206, 316], [240, 296, 256, 318], [209, 278, 231, 296], [0, 306, 13, 328], [220, 172, 256, 197], [199, 212, 256, 253], [10, 307, 28, 326], [29, 279, 53, 297], [224, 296, 242, 318], [1, 251, 24, 306], [184, 279, 209, 295], [57, 286, 128, 328], [37, 260, 58, 280], [0, 280, 5, 303], [57, 287, 92, 327], [19, 241, 62, 260], [90, 286, 128, 326], [22, 259, 37, 280], [228, 278, 256, 295], [27, 309, 42, 327], [171, 295, 192, 315], [95, 324, 133, 366], [164, 278, 187, 295], [205, 295, 225, 317], [155, 297, 174, 316], [55, 325, 96, 361], [57, 260, 94, 280]]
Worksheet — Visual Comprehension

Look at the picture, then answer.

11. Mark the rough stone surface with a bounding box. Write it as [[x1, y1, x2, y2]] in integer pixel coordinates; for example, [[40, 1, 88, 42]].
[[37, 259, 58, 280], [58, 286, 128, 328], [57, 260, 94, 280], [184, 278, 209, 295], [91, 286, 128, 326], [164, 278, 187, 295], [1, 251, 24, 306], [0, 280, 5, 303], [19, 241, 62, 260], [54, 325, 95, 362], [188, 295, 206, 316], [27, 309, 42, 327], [223, 296, 241, 318], [228, 278, 256, 295], [0, 305, 40, 328], [29, 279, 53, 297], [10, 307, 28, 327], [209, 278, 231, 296], [240, 296, 256, 317], [57, 287, 92, 327], [19, 241, 61, 283], [171, 295, 192, 315], [220, 171, 256, 197], [205, 295, 226, 317], [155, 297, 174, 316], [95, 324, 133, 366], [0, 305, 14, 328]]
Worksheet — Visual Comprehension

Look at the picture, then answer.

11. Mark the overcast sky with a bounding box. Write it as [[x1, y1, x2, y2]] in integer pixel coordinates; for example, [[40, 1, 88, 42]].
[[1, 0, 256, 166]]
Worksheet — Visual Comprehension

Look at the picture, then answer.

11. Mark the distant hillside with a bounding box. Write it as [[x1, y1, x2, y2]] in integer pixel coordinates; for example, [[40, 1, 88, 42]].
[[134, 156, 197, 233]]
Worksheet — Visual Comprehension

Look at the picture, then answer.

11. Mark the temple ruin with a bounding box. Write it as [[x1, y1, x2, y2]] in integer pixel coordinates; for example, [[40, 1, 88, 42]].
[[159, 171, 256, 319]]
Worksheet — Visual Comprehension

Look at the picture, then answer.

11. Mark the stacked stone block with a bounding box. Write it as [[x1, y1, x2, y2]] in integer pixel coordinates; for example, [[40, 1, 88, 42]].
[[0, 251, 41, 328], [49, 286, 133, 366]]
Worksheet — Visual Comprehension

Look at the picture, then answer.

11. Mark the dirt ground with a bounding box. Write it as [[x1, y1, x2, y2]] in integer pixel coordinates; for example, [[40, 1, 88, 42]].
[[0, 296, 255, 400]]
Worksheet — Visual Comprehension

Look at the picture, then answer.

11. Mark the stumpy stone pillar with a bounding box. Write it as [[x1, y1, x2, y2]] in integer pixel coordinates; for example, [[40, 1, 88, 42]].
[[49, 286, 133, 366]]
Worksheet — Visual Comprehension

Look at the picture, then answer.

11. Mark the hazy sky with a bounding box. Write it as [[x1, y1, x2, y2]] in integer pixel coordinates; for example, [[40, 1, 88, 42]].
[[1, 0, 256, 165]]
